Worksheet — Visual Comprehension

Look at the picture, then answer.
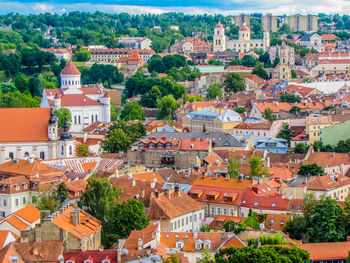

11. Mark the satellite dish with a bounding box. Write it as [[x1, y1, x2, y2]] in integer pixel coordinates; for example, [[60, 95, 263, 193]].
[[259, 223, 265, 230]]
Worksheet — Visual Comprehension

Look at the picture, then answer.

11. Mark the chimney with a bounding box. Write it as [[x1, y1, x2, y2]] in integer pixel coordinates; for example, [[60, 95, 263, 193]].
[[175, 185, 180, 196], [132, 179, 136, 187], [193, 232, 198, 239], [150, 179, 156, 188], [238, 174, 243, 182], [28, 156, 34, 164], [332, 152, 336, 158], [213, 173, 218, 179], [70, 209, 80, 227], [115, 169, 119, 178], [141, 188, 145, 198], [155, 191, 159, 198], [165, 189, 171, 198], [40, 210, 50, 223], [137, 238, 143, 251], [225, 174, 230, 180]]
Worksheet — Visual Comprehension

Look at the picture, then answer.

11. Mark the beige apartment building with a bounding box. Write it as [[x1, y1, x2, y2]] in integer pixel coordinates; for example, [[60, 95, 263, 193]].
[[232, 14, 250, 27], [262, 14, 278, 32], [283, 15, 318, 32]]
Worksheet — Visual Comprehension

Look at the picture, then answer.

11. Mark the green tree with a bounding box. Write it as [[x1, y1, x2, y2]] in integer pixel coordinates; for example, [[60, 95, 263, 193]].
[[198, 249, 215, 263], [224, 72, 246, 93], [241, 55, 257, 67], [298, 163, 324, 176], [148, 57, 166, 73], [234, 107, 246, 113], [76, 143, 89, 157], [223, 220, 237, 232], [157, 95, 180, 121], [280, 93, 301, 103], [277, 122, 291, 144], [252, 62, 269, 80], [215, 246, 310, 263], [0, 92, 39, 108], [294, 143, 308, 154], [207, 83, 222, 100], [227, 154, 241, 178], [249, 156, 267, 179], [272, 56, 280, 68], [291, 69, 297, 79], [28, 75, 46, 97], [151, 38, 169, 53], [101, 128, 131, 153], [54, 108, 72, 129], [259, 52, 271, 66], [36, 191, 60, 213], [120, 101, 144, 121], [140, 86, 162, 108], [74, 48, 91, 61], [2, 53, 21, 77], [13, 73, 28, 93], [56, 182, 69, 206], [264, 107, 276, 122], [113, 199, 150, 238], [307, 197, 346, 243], [78, 176, 120, 247]]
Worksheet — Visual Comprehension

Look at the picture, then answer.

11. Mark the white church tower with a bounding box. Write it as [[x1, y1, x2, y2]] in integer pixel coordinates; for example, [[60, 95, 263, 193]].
[[213, 22, 226, 52], [57, 117, 76, 158], [60, 61, 81, 91]]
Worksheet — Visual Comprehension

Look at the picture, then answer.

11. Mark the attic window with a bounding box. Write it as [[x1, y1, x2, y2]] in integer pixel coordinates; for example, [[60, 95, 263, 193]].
[[185, 235, 189, 239], [165, 234, 169, 239], [242, 200, 247, 204], [272, 203, 276, 208], [270, 220, 274, 225], [290, 205, 294, 209], [66, 261, 75, 263], [254, 202, 259, 206], [280, 221, 284, 226], [175, 234, 179, 239], [190, 144, 194, 148]]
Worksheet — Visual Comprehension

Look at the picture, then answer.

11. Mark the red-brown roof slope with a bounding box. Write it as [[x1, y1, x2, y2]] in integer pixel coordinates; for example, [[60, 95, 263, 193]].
[[61, 61, 81, 75], [64, 249, 118, 263], [299, 242, 350, 261], [0, 108, 51, 142], [147, 190, 203, 219]]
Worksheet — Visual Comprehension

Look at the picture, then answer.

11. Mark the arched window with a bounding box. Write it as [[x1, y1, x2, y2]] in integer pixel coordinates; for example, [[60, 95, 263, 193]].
[[40, 152, 45, 160], [61, 145, 64, 155], [68, 80, 71, 85], [3, 199, 6, 207], [95, 114, 98, 121], [9, 152, 14, 159], [157, 143, 163, 148], [24, 152, 29, 157], [69, 145, 72, 155], [78, 116, 81, 124], [149, 143, 154, 148], [91, 115, 94, 123]]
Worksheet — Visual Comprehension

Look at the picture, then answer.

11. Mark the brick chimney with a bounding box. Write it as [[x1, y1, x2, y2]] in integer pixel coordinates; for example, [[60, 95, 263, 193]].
[[40, 210, 50, 223], [70, 209, 80, 227], [175, 185, 180, 196]]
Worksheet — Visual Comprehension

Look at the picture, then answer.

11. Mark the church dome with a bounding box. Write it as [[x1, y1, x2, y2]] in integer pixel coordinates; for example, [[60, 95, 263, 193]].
[[61, 61, 81, 76], [216, 22, 224, 28], [239, 25, 250, 32]]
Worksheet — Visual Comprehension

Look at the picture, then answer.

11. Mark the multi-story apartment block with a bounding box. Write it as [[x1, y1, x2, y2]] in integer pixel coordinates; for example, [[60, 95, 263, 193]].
[[262, 14, 278, 32], [283, 15, 318, 32], [232, 14, 250, 27], [117, 37, 152, 49]]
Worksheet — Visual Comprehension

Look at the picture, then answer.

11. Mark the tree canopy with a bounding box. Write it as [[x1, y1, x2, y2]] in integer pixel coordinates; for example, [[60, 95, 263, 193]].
[[224, 72, 246, 93]]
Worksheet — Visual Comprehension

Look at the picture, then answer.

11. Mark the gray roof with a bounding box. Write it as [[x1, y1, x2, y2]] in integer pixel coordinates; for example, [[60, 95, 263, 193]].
[[138, 132, 248, 148]]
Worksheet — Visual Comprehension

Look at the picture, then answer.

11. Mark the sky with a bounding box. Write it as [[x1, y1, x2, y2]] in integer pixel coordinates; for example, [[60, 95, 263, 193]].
[[0, 0, 350, 15]]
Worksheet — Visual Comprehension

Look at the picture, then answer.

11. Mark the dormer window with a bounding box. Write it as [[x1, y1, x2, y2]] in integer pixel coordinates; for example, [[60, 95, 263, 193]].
[[203, 240, 211, 250], [254, 202, 258, 206], [15, 185, 19, 191], [65, 261, 75, 263], [166, 143, 172, 148], [270, 220, 274, 225], [139, 143, 145, 148], [175, 240, 184, 249], [271, 203, 276, 208], [195, 239, 203, 250], [84, 260, 92, 263], [149, 143, 154, 148], [157, 143, 164, 148]]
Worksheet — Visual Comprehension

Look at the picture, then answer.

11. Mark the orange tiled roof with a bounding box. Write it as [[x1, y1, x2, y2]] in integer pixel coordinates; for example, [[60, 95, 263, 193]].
[[193, 176, 252, 190], [299, 242, 350, 261], [0, 231, 19, 248], [147, 190, 203, 219], [61, 61, 81, 75], [264, 213, 292, 231], [52, 205, 101, 239], [308, 174, 350, 191], [255, 102, 291, 113], [204, 152, 223, 165], [0, 108, 52, 142], [268, 166, 293, 180], [5, 215, 29, 231], [13, 204, 40, 224], [132, 171, 165, 183]]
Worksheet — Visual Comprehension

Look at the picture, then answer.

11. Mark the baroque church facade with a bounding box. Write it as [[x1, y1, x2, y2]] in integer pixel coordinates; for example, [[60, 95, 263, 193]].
[[213, 22, 270, 53]]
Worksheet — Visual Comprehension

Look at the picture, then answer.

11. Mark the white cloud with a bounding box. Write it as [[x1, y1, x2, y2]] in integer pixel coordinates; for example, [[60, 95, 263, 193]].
[[32, 3, 54, 12]]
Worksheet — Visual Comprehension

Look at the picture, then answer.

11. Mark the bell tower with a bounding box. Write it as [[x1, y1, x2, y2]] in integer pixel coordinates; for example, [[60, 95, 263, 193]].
[[213, 22, 226, 52]]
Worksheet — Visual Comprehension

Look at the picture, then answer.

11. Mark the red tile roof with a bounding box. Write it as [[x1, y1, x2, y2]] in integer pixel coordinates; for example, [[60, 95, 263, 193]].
[[64, 249, 118, 263], [59, 94, 102, 106], [299, 242, 350, 261], [268, 166, 293, 180], [61, 61, 81, 75], [308, 174, 350, 191], [0, 108, 51, 142], [147, 190, 204, 219]]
